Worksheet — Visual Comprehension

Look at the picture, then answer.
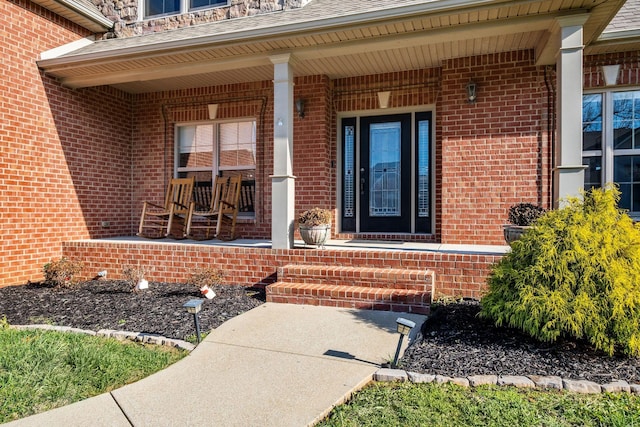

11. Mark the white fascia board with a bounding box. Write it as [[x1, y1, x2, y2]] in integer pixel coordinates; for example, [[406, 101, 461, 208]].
[[40, 36, 95, 60], [38, 0, 507, 67], [55, 0, 114, 29], [597, 28, 640, 42]]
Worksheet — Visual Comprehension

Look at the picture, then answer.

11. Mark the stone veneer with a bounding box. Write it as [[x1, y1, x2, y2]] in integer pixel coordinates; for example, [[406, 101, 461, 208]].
[[94, 0, 310, 38]]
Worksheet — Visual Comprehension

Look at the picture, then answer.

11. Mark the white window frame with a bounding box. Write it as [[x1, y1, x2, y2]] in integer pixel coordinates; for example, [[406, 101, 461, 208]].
[[140, 0, 228, 20], [583, 87, 640, 215], [175, 118, 256, 218]]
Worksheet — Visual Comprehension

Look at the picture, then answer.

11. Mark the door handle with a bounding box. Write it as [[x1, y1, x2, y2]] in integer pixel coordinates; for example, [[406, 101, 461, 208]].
[[360, 168, 365, 195]]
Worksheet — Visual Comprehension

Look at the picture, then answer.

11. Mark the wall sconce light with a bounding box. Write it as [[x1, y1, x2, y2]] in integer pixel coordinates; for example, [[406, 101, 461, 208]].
[[295, 98, 305, 118], [602, 64, 620, 86], [392, 317, 416, 368], [377, 91, 391, 109], [466, 81, 477, 103], [183, 299, 204, 344], [207, 104, 218, 120]]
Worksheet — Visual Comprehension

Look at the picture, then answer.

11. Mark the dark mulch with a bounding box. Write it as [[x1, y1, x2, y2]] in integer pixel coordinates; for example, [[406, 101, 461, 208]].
[[0, 280, 264, 341], [2, 282, 639, 383], [401, 300, 640, 384]]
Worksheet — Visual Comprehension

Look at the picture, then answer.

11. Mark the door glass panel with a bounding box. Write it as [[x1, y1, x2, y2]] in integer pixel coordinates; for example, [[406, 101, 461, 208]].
[[418, 120, 429, 217], [344, 126, 355, 218], [369, 122, 401, 217]]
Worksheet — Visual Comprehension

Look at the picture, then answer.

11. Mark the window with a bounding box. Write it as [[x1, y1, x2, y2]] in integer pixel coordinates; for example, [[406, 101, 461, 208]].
[[143, 0, 227, 19], [176, 120, 256, 216], [145, 0, 180, 17], [583, 89, 640, 214]]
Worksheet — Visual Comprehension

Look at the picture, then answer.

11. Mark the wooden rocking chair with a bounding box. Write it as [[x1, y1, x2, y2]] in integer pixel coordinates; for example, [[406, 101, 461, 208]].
[[185, 175, 242, 241], [137, 177, 195, 238]]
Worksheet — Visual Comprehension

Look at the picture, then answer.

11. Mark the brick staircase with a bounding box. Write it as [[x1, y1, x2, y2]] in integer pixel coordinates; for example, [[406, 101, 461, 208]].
[[266, 264, 434, 314]]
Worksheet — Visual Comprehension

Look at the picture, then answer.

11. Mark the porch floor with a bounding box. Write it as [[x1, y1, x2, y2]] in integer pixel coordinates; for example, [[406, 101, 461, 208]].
[[91, 236, 510, 256]]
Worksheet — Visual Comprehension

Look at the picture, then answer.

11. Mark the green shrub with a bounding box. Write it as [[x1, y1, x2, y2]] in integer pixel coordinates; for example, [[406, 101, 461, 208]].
[[43, 257, 83, 288], [481, 185, 640, 356]]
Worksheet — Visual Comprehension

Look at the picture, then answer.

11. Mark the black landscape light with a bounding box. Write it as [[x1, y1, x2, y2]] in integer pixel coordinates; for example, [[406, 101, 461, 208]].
[[183, 299, 204, 344], [392, 317, 416, 368]]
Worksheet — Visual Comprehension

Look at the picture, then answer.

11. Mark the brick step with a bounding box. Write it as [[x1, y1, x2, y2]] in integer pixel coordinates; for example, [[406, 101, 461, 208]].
[[266, 282, 431, 315], [277, 264, 433, 291]]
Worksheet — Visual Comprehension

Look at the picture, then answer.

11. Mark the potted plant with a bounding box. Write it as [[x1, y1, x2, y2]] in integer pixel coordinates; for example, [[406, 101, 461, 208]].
[[298, 208, 332, 248], [503, 202, 547, 245]]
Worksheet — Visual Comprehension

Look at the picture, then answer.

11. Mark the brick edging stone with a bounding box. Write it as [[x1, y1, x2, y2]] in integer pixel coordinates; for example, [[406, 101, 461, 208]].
[[11, 324, 196, 352], [374, 368, 640, 394]]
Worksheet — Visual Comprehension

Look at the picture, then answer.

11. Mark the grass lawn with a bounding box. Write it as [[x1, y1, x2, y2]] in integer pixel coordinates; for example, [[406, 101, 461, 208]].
[[318, 382, 640, 427], [0, 327, 187, 423]]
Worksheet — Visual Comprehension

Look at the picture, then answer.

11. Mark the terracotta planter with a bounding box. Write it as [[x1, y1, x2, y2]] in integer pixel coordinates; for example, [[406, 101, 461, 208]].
[[503, 225, 531, 246], [299, 224, 330, 248]]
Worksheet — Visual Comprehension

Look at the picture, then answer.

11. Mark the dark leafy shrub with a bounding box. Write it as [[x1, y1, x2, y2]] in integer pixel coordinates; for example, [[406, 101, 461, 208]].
[[482, 185, 640, 356], [43, 257, 83, 288], [507, 203, 547, 226]]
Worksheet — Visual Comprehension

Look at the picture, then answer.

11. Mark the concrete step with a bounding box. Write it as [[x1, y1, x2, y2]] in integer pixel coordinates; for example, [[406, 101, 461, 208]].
[[266, 282, 431, 314], [276, 264, 433, 291]]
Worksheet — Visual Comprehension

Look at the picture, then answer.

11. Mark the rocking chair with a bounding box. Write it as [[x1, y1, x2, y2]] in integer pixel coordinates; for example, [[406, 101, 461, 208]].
[[137, 177, 195, 238], [185, 175, 242, 240]]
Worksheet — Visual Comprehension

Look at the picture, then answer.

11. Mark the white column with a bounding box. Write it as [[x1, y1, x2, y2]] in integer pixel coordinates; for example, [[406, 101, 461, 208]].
[[270, 53, 296, 249], [553, 14, 589, 207]]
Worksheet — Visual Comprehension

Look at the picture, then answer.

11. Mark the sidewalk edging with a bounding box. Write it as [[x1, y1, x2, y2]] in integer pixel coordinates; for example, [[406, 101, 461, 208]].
[[374, 368, 640, 394]]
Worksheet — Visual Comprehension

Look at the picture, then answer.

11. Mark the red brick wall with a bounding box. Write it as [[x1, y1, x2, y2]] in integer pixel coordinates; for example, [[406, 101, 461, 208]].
[[131, 83, 273, 238], [0, 0, 133, 286], [130, 78, 332, 240], [63, 240, 500, 299], [440, 50, 550, 245], [293, 75, 333, 236]]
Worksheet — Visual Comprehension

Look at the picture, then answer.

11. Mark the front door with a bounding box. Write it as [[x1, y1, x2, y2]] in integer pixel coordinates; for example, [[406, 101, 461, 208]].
[[341, 112, 431, 234], [360, 114, 412, 232]]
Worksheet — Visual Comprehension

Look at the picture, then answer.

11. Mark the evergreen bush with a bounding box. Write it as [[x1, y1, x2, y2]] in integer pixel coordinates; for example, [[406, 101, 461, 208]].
[[481, 185, 640, 356]]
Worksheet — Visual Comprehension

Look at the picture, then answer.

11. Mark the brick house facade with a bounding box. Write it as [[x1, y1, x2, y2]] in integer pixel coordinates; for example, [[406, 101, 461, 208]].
[[1, 0, 639, 302]]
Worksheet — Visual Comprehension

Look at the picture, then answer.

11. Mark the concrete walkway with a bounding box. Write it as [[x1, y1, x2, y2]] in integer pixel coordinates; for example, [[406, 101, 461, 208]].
[[6, 303, 426, 427]]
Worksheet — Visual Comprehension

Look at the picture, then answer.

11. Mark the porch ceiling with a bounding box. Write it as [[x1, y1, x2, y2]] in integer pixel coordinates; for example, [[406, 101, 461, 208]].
[[38, 0, 626, 94]]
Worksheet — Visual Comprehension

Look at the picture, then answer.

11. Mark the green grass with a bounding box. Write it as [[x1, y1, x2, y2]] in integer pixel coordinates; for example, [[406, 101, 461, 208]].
[[0, 327, 187, 423], [318, 382, 640, 427]]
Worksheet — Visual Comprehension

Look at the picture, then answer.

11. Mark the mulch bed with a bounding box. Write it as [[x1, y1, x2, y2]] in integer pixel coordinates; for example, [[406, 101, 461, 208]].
[[0, 280, 264, 341], [401, 300, 640, 384], [2, 282, 639, 384]]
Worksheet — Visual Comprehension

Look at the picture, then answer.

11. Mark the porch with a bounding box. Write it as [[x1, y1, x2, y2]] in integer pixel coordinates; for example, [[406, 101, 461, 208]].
[[62, 237, 508, 314]]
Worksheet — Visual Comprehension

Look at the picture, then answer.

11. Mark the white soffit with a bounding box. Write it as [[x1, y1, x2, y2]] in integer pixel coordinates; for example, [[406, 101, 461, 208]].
[[37, 0, 627, 93]]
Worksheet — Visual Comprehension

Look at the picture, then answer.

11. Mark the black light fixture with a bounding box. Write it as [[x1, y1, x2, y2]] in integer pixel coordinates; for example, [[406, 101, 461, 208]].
[[392, 317, 416, 368], [183, 299, 204, 344], [295, 98, 305, 118], [466, 81, 477, 103]]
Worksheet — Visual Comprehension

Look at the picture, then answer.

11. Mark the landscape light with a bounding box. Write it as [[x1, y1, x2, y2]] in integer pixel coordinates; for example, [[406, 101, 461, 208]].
[[392, 317, 416, 368], [183, 299, 204, 344]]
